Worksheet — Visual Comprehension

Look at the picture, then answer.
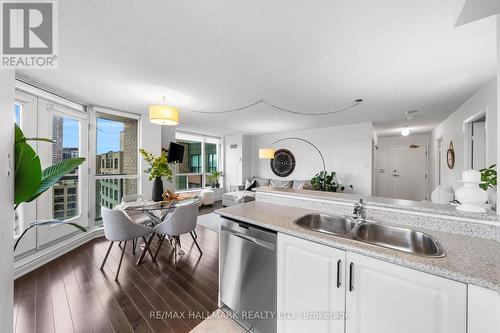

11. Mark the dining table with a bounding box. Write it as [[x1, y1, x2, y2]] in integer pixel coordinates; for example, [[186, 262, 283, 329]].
[[121, 197, 200, 264]]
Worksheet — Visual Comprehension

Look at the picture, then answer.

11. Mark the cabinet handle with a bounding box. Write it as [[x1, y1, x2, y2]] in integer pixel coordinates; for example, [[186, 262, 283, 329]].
[[336, 259, 341, 288], [349, 262, 354, 292]]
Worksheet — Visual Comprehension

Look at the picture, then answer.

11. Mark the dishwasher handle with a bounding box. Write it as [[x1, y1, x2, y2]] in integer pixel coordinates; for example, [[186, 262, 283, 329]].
[[223, 227, 275, 250]]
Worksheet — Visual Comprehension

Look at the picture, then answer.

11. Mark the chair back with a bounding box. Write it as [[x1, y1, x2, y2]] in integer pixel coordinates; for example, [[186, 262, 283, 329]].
[[154, 201, 199, 236], [101, 207, 146, 241]]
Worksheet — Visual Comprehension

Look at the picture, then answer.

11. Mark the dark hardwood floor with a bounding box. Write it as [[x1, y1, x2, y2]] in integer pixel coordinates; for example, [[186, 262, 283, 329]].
[[14, 202, 222, 333]]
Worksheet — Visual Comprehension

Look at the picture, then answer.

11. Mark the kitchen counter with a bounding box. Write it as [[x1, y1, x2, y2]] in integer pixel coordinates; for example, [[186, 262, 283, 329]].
[[215, 201, 500, 293], [254, 187, 499, 222]]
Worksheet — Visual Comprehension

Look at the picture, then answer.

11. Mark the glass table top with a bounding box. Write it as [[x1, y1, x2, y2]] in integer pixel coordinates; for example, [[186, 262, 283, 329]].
[[122, 198, 199, 212]]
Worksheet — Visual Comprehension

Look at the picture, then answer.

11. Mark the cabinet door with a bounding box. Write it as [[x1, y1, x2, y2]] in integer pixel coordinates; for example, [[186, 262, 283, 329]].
[[277, 233, 346, 333], [468, 285, 500, 333], [345, 252, 466, 333]]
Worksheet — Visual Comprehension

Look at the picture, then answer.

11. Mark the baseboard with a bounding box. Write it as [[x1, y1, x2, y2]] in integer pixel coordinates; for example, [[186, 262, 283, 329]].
[[14, 228, 104, 279]]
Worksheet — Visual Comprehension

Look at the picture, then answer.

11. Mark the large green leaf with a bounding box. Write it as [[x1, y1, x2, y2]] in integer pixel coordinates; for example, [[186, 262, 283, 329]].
[[26, 157, 85, 202], [14, 125, 42, 205], [25, 137, 56, 143], [14, 220, 87, 250], [15, 123, 24, 143]]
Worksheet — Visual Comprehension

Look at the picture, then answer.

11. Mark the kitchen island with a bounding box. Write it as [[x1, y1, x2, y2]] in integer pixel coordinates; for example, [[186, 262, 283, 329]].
[[215, 188, 500, 333]]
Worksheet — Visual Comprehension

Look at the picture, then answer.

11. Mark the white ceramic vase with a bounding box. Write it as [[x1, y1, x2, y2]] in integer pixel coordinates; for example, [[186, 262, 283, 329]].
[[455, 170, 488, 213]]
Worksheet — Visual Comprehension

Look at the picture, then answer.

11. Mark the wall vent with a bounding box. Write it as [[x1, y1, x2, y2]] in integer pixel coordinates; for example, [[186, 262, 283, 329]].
[[230, 144, 238, 149]]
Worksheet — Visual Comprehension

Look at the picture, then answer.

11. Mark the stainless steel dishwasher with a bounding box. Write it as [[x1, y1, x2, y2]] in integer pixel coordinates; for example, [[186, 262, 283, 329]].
[[219, 218, 277, 333]]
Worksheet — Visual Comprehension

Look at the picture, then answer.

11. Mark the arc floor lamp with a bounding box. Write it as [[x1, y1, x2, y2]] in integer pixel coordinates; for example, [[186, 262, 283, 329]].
[[258, 137, 326, 175]]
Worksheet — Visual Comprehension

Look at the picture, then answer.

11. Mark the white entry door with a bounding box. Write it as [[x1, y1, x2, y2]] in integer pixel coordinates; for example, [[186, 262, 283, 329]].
[[391, 145, 427, 201]]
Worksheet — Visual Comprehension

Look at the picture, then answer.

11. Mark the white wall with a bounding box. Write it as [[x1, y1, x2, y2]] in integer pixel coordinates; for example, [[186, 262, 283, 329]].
[[0, 70, 15, 333], [224, 134, 252, 189], [250, 123, 375, 195], [160, 126, 176, 192], [376, 134, 431, 198], [140, 119, 163, 198], [429, 79, 497, 193]]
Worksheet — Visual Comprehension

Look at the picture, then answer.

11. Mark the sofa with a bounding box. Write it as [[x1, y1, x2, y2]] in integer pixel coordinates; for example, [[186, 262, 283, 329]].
[[222, 177, 312, 207]]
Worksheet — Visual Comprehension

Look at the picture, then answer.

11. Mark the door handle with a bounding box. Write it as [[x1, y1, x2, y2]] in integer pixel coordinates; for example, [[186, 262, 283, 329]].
[[225, 230, 275, 250], [393, 174, 400, 177], [336, 259, 341, 288], [349, 262, 354, 292]]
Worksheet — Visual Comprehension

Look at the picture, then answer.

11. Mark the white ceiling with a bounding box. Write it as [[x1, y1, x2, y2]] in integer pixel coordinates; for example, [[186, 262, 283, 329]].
[[19, 0, 497, 137]]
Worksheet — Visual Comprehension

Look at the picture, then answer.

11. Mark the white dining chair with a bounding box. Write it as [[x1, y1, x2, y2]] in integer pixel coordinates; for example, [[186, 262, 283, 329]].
[[145, 201, 202, 266], [100, 207, 154, 280], [120, 194, 154, 253]]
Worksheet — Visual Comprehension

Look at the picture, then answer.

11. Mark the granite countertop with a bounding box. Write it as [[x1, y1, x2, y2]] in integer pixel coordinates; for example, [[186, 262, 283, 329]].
[[216, 201, 500, 293], [254, 187, 499, 222]]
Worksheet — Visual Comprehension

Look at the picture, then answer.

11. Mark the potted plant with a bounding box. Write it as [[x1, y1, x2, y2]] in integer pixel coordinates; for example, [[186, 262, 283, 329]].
[[209, 170, 224, 188], [311, 171, 352, 192], [14, 124, 86, 250], [140, 148, 174, 201], [480, 164, 497, 210]]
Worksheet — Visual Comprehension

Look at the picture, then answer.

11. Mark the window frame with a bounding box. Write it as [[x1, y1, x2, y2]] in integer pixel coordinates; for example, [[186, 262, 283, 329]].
[[174, 131, 222, 192], [90, 107, 141, 226]]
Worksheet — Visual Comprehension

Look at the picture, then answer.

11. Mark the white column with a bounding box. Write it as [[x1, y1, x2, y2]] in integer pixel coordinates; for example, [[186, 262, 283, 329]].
[[0, 70, 15, 333], [497, 15, 500, 214], [140, 118, 162, 199]]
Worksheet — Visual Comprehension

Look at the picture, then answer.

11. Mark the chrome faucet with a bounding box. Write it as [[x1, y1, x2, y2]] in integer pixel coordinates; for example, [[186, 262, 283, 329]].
[[353, 199, 365, 220]]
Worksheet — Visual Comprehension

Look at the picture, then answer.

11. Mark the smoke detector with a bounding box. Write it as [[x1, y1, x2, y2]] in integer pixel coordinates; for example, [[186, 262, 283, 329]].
[[405, 110, 418, 120]]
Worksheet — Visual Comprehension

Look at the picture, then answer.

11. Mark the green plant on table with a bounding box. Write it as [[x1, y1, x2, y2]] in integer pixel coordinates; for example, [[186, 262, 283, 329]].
[[479, 164, 497, 190], [209, 170, 223, 183], [14, 124, 86, 250], [139, 148, 174, 182], [311, 171, 352, 192]]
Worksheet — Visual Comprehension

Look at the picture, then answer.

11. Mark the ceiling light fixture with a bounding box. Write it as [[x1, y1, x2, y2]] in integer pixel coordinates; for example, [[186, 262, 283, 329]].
[[401, 128, 410, 136], [149, 97, 179, 126]]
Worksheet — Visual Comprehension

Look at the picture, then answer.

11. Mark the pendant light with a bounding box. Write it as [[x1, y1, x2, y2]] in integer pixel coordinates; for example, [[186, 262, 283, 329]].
[[149, 97, 179, 126]]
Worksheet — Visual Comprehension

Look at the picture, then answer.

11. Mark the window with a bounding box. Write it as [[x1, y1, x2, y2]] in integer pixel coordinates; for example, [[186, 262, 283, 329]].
[[190, 154, 201, 173], [174, 132, 222, 191], [13, 103, 22, 237], [51, 114, 80, 220], [94, 112, 138, 224], [14, 103, 21, 126]]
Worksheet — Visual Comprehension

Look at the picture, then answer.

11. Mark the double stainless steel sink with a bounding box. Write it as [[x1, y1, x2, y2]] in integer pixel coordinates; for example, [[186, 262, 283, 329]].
[[294, 213, 445, 257]]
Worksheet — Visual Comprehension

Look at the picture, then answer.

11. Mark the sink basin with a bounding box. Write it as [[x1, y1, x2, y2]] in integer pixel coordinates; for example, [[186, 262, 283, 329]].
[[355, 223, 444, 257], [294, 214, 356, 235]]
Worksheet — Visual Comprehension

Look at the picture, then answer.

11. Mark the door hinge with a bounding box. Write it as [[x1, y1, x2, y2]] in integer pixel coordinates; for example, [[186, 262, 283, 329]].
[[425, 174, 428, 179]]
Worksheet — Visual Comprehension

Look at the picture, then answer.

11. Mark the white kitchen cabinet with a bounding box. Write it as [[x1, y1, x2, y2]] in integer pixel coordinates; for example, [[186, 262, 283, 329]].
[[468, 285, 500, 333], [277, 233, 346, 333], [345, 252, 467, 333]]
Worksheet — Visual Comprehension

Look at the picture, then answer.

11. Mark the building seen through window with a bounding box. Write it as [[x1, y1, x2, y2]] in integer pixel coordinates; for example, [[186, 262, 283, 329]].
[[95, 115, 138, 224]]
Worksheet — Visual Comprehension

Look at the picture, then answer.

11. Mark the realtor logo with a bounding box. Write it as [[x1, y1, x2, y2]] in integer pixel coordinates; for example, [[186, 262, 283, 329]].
[[1, 0, 58, 68]]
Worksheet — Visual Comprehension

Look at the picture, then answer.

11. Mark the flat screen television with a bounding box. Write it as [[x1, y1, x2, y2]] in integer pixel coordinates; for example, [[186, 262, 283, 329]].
[[167, 142, 185, 163]]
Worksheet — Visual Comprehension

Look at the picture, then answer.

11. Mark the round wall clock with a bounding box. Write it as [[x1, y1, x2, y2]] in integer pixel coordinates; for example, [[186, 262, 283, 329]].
[[447, 141, 455, 169], [270, 149, 296, 177]]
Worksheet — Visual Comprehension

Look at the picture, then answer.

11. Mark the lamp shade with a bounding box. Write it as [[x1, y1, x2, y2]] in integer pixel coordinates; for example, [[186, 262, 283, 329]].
[[149, 105, 179, 125], [259, 148, 275, 159]]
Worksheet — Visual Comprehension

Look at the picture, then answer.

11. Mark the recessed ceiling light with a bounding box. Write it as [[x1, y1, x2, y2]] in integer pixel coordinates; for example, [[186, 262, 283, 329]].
[[401, 129, 410, 136]]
